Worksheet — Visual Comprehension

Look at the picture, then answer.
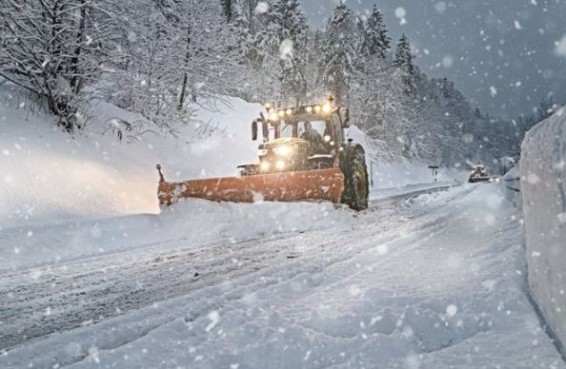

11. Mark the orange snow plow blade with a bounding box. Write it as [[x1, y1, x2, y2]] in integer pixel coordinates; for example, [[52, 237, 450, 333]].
[[157, 165, 344, 206]]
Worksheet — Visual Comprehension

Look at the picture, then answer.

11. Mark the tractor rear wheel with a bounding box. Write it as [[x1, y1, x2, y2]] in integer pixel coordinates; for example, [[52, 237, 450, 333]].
[[342, 148, 369, 211]]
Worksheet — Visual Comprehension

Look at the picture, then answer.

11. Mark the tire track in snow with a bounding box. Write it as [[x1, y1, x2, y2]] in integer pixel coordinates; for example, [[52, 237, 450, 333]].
[[0, 186, 470, 368]]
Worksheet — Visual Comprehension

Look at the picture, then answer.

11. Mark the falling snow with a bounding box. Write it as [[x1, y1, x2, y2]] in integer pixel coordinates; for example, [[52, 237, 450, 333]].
[[0, 1, 565, 368]]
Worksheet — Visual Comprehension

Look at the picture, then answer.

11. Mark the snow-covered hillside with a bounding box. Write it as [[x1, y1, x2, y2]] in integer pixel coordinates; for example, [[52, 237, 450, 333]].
[[521, 106, 566, 349], [0, 86, 259, 229]]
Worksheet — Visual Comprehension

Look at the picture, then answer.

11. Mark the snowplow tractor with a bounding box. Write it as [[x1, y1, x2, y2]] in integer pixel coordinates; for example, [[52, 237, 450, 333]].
[[157, 96, 369, 211], [468, 164, 490, 183]]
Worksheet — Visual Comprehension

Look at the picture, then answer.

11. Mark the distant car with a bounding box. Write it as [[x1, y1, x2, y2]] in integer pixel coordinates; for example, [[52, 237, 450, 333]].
[[468, 165, 490, 183]]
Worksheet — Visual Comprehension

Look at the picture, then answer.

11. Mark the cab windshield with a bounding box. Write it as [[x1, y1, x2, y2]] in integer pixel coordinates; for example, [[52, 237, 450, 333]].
[[279, 120, 327, 139]]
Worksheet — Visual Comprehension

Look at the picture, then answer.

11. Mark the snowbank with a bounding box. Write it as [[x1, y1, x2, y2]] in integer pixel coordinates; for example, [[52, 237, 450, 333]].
[[0, 86, 260, 229], [0, 200, 356, 270], [520, 106, 566, 349], [347, 125, 466, 196]]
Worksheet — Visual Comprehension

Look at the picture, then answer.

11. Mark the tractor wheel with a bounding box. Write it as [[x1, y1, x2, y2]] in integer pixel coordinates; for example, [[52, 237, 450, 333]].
[[343, 148, 369, 211]]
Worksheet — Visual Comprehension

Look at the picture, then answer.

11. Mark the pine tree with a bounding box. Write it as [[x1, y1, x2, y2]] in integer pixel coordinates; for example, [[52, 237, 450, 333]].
[[234, 0, 271, 70], [321, 2, 358, 105], [221, 0, 233, 22], [394, 34, 417, 95], [271, 0, 308, 103], [378, 18, 391, 54], [474, 107, 482, 118], [361, 5, 390, 59]]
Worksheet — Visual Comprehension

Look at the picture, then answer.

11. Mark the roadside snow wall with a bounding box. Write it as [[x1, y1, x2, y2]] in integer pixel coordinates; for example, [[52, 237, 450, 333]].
[[520, 106, 566, 349]]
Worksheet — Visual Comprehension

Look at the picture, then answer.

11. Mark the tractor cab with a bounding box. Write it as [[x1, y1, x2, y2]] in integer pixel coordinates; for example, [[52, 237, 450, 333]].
[[242, 97, 348, 176]]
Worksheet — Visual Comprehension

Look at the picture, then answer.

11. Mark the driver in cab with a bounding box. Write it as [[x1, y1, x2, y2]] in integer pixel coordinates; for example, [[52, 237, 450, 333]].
[[301, 121, 326, 155]]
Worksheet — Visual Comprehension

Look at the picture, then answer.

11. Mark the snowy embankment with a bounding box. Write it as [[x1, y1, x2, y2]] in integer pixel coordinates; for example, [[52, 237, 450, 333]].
[[0, 86, 258, 230], [2, 184, 565, 368], [347, 126, 464, 199], [521, 106, 566, 350]]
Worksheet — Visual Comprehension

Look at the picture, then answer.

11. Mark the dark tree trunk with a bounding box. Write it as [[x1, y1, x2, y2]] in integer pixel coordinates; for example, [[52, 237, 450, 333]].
[[70, 0, 87, 93], [177, 25, 191, 111]]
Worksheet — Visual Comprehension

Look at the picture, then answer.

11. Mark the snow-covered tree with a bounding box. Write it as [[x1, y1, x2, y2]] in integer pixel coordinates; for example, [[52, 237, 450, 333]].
[[321, 2, 358, 105], [0, 0, 117, 131], [221, 0, 234, 22], [104, 0, 242, 126], [271, 0, 308, 104], [360, 5, 390, 59], [394, 34, 417, 96], [233, 0, 270, 70]]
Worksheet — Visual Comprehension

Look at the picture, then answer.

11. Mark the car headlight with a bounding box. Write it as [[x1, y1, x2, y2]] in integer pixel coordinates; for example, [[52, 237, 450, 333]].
[[274, 145, 293, 156]]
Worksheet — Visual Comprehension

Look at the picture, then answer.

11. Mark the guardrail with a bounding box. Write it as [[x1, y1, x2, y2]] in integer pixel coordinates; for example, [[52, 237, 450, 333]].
[[504, 176, 521, 193], [503, 175, 521, 207]]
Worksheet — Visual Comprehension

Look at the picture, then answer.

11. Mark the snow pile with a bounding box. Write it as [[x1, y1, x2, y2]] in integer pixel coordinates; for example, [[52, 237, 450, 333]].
[[520, 106, 566, 348], [0, 200, 356, 270], [0, 86, 259, 229]]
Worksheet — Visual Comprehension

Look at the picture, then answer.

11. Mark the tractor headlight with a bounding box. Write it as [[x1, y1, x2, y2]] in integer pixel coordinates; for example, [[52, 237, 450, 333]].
[[323, 135, 331, 142], [274, 145, 293, 156], [258, 149, 268, 156], [260, 162, 271, 171], [269, 112, 279, 121], [322, 103, 332, 114], [275, 160, 286, 170]]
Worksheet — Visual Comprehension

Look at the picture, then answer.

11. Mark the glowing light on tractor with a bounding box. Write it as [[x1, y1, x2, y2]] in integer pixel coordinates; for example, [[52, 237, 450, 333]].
[[274, 145, 293, 156], [260, 162, 271, 172]]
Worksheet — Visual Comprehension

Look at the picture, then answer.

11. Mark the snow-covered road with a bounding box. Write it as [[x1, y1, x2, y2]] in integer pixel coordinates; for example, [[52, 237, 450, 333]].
[[1, 184, 565, 369]]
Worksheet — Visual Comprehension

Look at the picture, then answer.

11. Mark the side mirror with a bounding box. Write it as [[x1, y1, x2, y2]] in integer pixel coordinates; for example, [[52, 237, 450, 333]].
[[252, 120, 258, 141], [259, 112, 269, 142], [262, 120, 269, 142], [342, 108, 350, 128]]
